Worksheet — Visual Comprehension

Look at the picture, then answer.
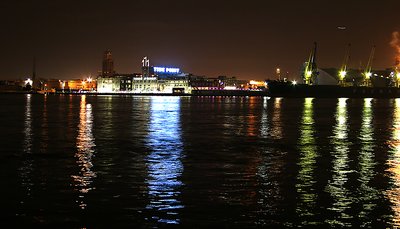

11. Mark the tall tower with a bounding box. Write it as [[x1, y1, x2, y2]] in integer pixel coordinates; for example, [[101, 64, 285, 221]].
[[32, 56, 36, 89], [141, 56, 150, 78], [102, 50, 114, 77]]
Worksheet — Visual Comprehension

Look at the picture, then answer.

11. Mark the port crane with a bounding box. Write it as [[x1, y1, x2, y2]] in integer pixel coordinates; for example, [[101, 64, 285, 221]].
[[363, 45, 375, 87], [302, 42, 319, 85], [338, 44, 351, 86]]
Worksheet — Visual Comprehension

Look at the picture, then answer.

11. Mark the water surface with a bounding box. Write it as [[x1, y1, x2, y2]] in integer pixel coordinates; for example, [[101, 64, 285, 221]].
[[0, 94, 399, 228]]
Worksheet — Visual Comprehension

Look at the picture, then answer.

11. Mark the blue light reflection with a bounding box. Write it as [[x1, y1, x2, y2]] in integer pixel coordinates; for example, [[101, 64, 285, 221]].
[[145, 96, 184, 225]]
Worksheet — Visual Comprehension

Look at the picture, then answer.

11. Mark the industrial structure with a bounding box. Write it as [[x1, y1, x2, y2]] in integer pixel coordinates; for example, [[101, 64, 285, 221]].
[[299, 42, 399, 88], [301, 42, 319, 85]]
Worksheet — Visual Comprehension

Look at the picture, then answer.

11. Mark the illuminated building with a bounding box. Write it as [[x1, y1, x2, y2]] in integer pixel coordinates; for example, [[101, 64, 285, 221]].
[[95, 53, 263, 94], [33, 78, 96, 92], [248, 80, 266, 90], [97, 55, 191, 94], [97, 76, 122, 93]]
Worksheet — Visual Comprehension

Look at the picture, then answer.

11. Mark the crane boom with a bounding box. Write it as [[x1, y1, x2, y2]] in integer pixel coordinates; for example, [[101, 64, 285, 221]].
[[365, 45, 376, 74]]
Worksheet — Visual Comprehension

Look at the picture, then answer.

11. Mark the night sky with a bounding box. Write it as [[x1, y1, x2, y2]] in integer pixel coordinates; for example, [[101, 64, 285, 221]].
[[1, 0, 399, 81]]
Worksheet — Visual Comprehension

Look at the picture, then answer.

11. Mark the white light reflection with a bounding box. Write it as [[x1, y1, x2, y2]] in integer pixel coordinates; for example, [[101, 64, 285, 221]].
[[145, 96, 184, 225], [296, 98, 318, 224], [72, 95, 96, 210], [357, 98, 377, 226], [386, 98, 400, 227], [20, 94, 34, 197], [326, 98, 352, 226], [260, 96, 269, 138], [270, 98, 283, 139], [23, 94, 32, 154], [40, 95, 48, 153], [257, 96, 284, 224]]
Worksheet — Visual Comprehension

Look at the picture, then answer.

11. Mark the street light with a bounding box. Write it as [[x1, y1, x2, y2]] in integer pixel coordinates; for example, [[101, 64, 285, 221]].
[[365, 72, 372, 79], [339, 70, 347, 80], [25, 78, 33, 86]]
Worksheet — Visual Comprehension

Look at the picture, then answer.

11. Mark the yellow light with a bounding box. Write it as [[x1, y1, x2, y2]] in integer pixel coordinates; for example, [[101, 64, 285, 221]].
[[87, 77, 92, 83], [397, 72, 400, 79], [339, 70, 347, 80], [365, 72, 372, 79], [306, 71, 312, 78], [249, 80, 263, 85], [292, 80, 297, 85]]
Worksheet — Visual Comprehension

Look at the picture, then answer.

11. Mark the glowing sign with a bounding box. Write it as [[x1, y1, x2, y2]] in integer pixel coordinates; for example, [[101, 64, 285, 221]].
[[153, 67, 180, 74]]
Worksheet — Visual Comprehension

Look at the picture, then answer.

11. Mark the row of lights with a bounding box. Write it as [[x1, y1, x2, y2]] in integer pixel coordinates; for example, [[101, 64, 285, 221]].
[[25, 77, 94, 86]]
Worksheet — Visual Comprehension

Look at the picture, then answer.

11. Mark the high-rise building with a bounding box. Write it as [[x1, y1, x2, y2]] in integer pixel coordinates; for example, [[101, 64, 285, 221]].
[[102, 50, 115, 76]]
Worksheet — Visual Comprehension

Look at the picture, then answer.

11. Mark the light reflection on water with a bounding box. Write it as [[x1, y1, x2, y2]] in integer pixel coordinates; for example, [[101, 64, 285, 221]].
[[6, 95, 400, 227], [71, 95, 96, 210], [23, 94, 32, 154], [260, 97, 269, 138], [357, 98, 377, 226], [39, 95, 48, 154], [296, 98, 318, 224], [326, 98, 352, 226], [386, 98, 400, 227], [145, 96, 184, 224], [271, 98, 283, 139], [257, 97, 285, 225], [20, 94, 33, 198]]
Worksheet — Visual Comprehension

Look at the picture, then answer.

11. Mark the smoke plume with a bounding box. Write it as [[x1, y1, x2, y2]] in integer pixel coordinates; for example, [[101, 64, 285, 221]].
[[390, 31, 400, 66]]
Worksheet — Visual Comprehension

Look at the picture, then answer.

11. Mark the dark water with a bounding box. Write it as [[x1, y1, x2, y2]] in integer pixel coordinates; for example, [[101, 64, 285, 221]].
[[1, 94, 400, 228]]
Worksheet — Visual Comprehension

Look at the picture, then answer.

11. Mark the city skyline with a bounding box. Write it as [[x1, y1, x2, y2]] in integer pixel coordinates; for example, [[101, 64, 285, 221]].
[[1, 0, 399, 81]]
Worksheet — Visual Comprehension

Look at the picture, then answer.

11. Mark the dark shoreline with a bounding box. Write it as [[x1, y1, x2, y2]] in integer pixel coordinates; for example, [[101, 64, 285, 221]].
[[5, 85, 400, 98], [0, 90, 268, 97]]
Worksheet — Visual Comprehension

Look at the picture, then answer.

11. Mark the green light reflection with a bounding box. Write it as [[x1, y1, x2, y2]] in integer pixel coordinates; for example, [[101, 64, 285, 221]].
[[326, 98, 352, 227], [357, 98, 377, 226], [296, 98, 318, 224]]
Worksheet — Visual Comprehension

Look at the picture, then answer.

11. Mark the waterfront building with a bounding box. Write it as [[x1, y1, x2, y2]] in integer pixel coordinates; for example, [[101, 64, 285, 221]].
[[0, 80, 24, 92], [96, 54, 191, 94], [158, 77, 191, 94], [33, 78, 96, 92], [97, 76, 123, 93], [189, 75, 220, 90]]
